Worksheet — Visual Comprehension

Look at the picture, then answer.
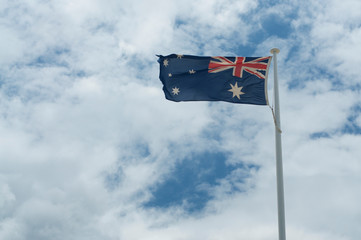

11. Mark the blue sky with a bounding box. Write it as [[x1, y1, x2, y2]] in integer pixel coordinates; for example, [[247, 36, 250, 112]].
[[1, 0, 361, 239]]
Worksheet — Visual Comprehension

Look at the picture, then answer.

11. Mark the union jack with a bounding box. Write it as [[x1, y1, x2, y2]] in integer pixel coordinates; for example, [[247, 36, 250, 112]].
[[208, 56, 271, 79]]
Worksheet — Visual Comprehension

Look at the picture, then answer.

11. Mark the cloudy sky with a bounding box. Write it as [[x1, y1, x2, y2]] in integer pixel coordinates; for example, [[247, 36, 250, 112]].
[[1, 0, 361, 239]]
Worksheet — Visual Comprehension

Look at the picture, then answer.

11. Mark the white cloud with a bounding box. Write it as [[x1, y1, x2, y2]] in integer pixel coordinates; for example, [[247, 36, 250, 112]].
[[292, 0, 361, 84], [1, 0, 361, 239], [0, 26, 25, 64]]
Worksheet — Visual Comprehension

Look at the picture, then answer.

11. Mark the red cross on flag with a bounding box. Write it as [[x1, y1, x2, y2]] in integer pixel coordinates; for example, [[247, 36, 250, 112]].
[[208, 56, 271, 79]]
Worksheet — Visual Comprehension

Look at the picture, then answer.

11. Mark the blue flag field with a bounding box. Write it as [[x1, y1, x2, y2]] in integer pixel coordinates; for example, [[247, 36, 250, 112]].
[[158, 54, 272, 105]]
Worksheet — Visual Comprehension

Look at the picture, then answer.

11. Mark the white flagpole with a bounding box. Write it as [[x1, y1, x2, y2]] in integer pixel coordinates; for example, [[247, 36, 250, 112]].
[[270, 48, 286, 240]]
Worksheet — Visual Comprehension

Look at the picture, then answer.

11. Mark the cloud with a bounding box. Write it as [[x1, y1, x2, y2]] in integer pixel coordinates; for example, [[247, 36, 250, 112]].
[[1, 0, 361, 239]]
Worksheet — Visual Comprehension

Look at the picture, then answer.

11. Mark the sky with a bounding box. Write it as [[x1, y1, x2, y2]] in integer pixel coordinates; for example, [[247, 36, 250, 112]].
[[1, 0, 361, 239]]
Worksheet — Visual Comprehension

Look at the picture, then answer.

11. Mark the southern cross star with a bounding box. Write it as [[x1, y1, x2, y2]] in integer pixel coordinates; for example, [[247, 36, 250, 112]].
[[228, 82, 244, 99], [189, 69, 196, 74], [177, 54, 183, 59], [172, 87, 180, 95], [163, 59, 169, 67]]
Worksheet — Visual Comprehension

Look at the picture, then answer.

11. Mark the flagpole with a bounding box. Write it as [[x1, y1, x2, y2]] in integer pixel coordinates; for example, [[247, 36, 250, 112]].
[[270, 48, 286, 240]]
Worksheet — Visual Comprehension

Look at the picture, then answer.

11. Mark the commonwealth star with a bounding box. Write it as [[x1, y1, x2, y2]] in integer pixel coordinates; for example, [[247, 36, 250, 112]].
[[228, 82, 244, 99]]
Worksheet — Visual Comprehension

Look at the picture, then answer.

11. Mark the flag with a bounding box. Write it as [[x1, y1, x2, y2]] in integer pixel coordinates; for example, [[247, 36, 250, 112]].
[[158, 54, 272, 105]]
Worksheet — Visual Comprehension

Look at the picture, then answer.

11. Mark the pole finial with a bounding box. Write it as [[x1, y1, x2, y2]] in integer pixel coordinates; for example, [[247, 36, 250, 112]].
[[270, 48, 280, 54]]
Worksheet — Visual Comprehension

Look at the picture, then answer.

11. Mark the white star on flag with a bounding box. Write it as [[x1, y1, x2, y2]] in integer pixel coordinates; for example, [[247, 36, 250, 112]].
[[228, 82, 244, 99], [163, 59, 169, 67], [172, 87, 180, 95]]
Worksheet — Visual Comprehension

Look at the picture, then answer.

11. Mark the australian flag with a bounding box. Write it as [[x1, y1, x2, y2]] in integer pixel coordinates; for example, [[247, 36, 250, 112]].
[[158, 54, 272, 105]]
